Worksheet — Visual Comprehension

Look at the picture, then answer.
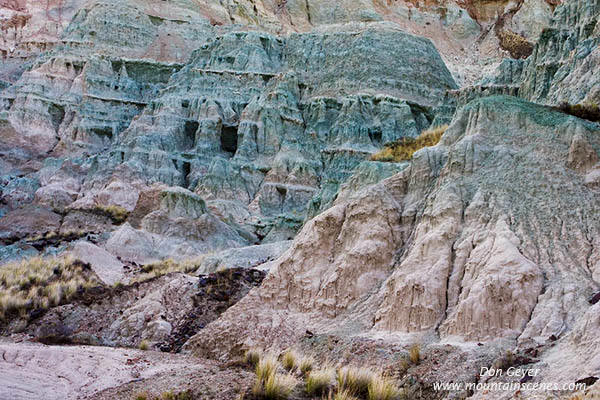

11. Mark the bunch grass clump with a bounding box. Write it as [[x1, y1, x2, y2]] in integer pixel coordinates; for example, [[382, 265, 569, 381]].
[[299, 354, 315, 374], [408, 343, 421, 365], [256, 354, 279, 383], [263, 373, 297, 399], [134, 257, 205, 283], [368, 373, 400, 400], [249, 349, 401, 400], [244, 347, 264, 367], [371, 125, 448, 163], [281, 349, 300, 371], [251, 351, 298, 399], [306, 368, 335, 396], [0, 256, 99, 321], [334, 389, 360, 400], [336, 366, 373, 396]]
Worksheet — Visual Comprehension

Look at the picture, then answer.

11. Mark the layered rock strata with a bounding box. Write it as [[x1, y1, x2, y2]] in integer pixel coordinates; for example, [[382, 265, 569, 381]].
[[186, 96, 600, 398], [1, 1, 457, 262]]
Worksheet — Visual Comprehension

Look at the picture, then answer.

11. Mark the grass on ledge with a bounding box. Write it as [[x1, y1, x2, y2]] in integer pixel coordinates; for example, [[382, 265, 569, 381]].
[[498, 29, 534, 59], [133, 257, 206, 283], [370, 125, 448, 163], [94, 204, 130, 224], [558, 101, 600, 122], [0, 256, 100, 321]]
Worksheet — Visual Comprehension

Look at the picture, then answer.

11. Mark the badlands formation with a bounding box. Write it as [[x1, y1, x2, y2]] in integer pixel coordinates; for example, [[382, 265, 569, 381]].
[[1, 0, 600, 399]]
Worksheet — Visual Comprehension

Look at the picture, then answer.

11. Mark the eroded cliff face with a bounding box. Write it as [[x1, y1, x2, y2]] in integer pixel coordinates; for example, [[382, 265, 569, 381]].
[[1, 0, 560, 87], [3, 0, 600, 399], [181, 7, 600, 386], [0, 0, 87, 83], [1, 0, 563, 266], [187, 95, 600, 397], [520, 0, 600, 106], [188, 95, 600, 341], [0, 0, 458, 265]]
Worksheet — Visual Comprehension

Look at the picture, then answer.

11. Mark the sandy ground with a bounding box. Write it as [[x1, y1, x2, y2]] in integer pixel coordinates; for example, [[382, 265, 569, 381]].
[[0, 338, 252, 400]]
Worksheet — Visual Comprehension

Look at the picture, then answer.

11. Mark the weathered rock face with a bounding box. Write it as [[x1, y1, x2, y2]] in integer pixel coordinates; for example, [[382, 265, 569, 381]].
[[1, 0, 559, 99], [105, 25, 455, 239], [1, 0, 211, 158], [186, 0, 561, 84], [0, 0, 88, 83], [1, 0, 564, 264], [454, 0, 600, 120], [471, 0, 600, 109], [1, 0, 459, 265], [186, 96, 600, 397], [5, 0, 600, 399], [520, 0, 600, 106], [16, 268, 265, 351]]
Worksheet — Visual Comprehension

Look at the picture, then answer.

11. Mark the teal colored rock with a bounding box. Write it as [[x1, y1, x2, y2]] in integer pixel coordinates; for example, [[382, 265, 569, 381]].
[[520, 0, 600, 106], [452, 1, 600, 110], [0, 0, 458, 257], [100, 25, 456, 235], [158, 187, 208, 220], [1, 0, 211, 156]]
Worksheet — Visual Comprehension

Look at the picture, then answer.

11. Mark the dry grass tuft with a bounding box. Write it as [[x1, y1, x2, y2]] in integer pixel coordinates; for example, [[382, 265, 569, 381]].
[[281, 349, 300, 371], [370, 125, 448, 163], [409, 343, 421, 365], [337, 366, 373, 396], [253, 370, 297, 399], [244, 347, 264, 367], [251, 351, 297, 399], [368, 373, 400, 400], [263, 373, 297, 399], [134, 258, 204, 283], [334, 389, 360, 400], [299, 354, 315, 375], [306, 368, 335, 396], [248, 350, 401, 400], [94, 204, 129, 224], [498, 29, 534, 59], [0, 256, 100, 321], [256, 354, 279, 383], [139, 340, 150, 351]]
